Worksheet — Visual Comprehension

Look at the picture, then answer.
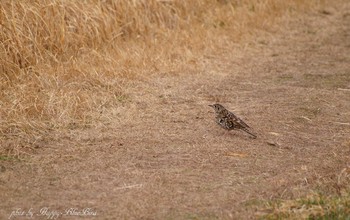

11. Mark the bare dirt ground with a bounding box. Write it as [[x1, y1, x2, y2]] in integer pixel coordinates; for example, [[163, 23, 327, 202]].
[[1, 2, 350, 220]]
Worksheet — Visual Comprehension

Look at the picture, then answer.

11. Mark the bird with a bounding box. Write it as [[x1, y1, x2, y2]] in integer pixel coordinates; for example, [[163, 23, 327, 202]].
[[209, 103, 257, 138]]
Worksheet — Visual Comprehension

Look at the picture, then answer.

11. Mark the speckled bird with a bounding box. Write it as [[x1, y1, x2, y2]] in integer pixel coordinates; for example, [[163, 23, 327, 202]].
[[209, 103, 257, 138]]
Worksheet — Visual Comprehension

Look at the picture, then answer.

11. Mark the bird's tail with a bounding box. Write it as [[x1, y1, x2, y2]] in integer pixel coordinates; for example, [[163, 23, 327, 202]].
[[242, 128, 257, 139]]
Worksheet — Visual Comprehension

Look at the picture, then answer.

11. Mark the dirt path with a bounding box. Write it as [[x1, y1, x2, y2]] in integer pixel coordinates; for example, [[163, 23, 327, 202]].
[[2, 2, 350, 220]]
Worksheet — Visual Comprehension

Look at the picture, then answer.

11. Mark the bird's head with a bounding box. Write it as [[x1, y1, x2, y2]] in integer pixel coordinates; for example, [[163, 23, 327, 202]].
[[209, 103, 225, 113]]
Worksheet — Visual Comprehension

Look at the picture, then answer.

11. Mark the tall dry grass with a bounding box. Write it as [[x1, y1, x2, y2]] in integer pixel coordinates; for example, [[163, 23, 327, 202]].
[[0, 0, 324, 156]]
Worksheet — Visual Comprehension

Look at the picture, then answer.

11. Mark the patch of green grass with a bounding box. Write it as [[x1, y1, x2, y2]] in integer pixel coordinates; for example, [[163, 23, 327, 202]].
[[276, 74, 295, 82], [0, 155, 17, 161], [259, 191, 350, 220], [115, 94, 129, 103], [244, 199, 266, 207]]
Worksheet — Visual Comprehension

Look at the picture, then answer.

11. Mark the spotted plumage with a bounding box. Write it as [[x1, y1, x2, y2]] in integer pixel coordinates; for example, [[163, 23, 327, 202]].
[[209, 103, 257, 138]]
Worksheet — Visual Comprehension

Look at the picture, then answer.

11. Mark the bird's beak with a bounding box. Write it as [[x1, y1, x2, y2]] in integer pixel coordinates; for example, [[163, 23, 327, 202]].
[[208, 104, 213, 108]]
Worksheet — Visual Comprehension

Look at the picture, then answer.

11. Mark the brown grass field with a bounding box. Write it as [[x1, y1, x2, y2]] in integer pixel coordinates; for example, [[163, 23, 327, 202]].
[[1, 0, 350, 219]]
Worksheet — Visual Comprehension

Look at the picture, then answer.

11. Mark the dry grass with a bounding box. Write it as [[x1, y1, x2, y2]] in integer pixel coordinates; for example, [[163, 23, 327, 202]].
[[1, 1, 349, 218], [0, 0, 324, 156]]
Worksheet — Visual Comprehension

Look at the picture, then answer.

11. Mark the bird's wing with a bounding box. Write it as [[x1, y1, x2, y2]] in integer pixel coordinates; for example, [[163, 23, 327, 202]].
[[228, 112, 251, 128]]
